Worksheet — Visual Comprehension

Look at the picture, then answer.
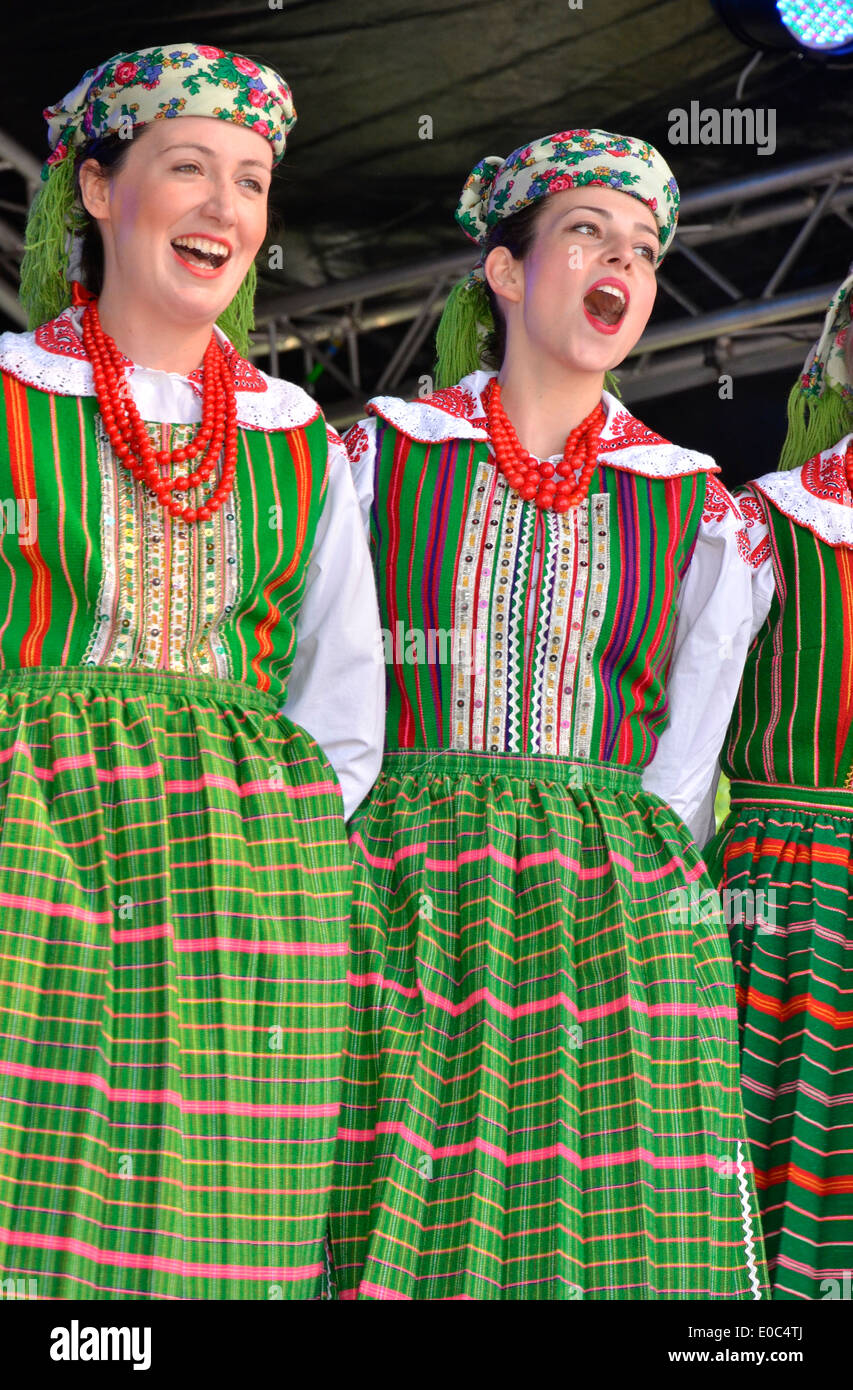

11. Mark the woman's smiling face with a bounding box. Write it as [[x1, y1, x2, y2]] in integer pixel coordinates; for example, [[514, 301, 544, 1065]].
[[485, 184, 660, 375], [79, 114, 273, 329]]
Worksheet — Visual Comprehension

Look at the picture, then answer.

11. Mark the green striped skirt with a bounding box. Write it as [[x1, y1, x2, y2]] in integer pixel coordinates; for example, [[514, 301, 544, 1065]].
[[330, 749, 769, 1300], [704, 779, 853, 1301], [0, 664, 351, 1300]]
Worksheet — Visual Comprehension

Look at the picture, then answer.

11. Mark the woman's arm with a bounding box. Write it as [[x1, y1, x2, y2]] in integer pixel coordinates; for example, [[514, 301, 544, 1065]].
[[278, 424, 384, 820], [641, 478, 774, 848]]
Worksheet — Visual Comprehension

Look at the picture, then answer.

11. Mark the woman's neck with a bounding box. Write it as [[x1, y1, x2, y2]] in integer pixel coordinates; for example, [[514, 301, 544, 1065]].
[[94, 288, 214, 376], [496, 350, 606, 459]]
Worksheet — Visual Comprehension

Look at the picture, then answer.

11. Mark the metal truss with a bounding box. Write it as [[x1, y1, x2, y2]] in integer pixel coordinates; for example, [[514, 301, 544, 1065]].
[[251, 148, 853, 427], [1, 131, 850, 424], [0, 131, 40, 327]]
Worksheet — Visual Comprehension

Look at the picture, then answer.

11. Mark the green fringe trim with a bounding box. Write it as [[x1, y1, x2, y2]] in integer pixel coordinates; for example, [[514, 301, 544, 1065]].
[[604, 369, 621, 399], [19, 158, 82, 330], [216, 263, 256, 359], [434, 277, 492, 388], [778, 380, 851, 471]]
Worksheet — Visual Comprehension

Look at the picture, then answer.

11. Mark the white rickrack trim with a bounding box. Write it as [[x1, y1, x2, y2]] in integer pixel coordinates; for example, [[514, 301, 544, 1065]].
[[753, 445, 853, 548], [366, 369, 719, 479], [0, 313, 321, 434], [735, 1140, 764, 1300]]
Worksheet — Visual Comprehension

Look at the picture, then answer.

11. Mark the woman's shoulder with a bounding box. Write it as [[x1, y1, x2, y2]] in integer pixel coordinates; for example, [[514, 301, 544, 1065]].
[[215, 344, 323, 432], [748, 437, 853, 548], [597, 394, 719, 481], [362, 371, 491, 446]]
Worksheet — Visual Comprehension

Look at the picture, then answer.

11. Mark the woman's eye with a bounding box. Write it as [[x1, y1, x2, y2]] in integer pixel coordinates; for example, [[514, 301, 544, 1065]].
[[571, 221, 599, 236], [174, 163, 201, 174], [636, 244, 656, 262], [240, 178, 264, 193]]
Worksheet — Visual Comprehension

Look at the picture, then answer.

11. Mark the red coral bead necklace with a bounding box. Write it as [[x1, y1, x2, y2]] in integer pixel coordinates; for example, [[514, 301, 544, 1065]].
[[81, 297, 237, 525], [483, 375, 606, 513]]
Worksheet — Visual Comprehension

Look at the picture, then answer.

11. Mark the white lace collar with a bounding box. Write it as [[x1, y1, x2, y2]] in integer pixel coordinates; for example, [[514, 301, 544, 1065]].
[[752, 437, 853, 548], [0, 306, 320, 433], [366, 369, 719, 479]]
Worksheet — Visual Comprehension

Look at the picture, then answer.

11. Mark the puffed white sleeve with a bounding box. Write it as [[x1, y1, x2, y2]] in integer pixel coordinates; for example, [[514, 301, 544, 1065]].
[[278, 423, 384, 821], [341, 416, 378, 539], [641, 474, 773, 849], [736, 483, 776, 645]]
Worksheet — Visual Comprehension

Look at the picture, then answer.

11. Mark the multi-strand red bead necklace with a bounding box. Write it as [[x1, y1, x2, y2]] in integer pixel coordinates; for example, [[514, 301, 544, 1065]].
[[80, 297, 237, 525], [483, 376, 605, 513]]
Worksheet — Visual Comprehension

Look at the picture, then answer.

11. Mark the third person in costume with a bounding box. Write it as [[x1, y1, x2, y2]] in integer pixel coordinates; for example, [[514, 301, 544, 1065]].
[[331, 129, 769, 1299], [704, 267, 853, 1300]]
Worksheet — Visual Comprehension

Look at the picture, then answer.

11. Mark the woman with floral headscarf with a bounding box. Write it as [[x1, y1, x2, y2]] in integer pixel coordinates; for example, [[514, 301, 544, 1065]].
[[330, 129, 769, 1299], [0, 43, 383, 1299], [703, 268, 853, 1300]]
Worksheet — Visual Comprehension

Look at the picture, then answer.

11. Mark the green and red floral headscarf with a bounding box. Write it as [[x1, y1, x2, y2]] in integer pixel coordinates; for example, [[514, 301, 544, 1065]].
[[20, 42, 297, 351], [434, 128, 680, 388], [457, 129, 679, 273], [43, 43, 295, 172]]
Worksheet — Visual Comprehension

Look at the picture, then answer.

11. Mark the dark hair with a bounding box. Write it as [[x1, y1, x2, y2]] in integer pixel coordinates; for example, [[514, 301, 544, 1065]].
[[73, 132, 136, 295], [480, 199, 550, 368], [72, 128, 282, 295]]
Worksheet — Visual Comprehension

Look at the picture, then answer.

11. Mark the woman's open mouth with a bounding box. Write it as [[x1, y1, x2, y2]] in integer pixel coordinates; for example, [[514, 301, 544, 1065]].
[[170, 236, 232, 277], [582, 279, 629, 335]]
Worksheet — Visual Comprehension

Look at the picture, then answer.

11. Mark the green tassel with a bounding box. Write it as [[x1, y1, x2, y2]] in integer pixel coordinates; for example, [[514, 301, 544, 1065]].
[[19, 158, 81, 328], [778, 380, 851, 471], [604, 369, 622, 399], [216, 261, 256, 359], [434, 277, 493, 389]]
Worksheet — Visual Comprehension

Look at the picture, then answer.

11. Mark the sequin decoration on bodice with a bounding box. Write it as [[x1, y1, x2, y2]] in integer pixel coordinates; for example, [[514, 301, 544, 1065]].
[[370, 424, 705, 766], [0, 380, 326, 702], [82, 418, 241, 676]]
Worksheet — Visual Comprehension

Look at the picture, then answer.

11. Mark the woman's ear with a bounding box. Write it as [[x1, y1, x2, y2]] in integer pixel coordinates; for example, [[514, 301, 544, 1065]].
[[77, 159, 110, 223], [484, 244, 524, 310]]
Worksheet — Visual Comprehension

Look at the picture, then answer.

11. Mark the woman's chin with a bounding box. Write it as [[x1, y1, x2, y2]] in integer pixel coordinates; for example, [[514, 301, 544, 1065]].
[[163, 277, 236, 324]]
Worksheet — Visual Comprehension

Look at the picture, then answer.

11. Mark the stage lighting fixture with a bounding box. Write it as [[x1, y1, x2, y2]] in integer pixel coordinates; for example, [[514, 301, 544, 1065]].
[[712, 0, 853, 57]]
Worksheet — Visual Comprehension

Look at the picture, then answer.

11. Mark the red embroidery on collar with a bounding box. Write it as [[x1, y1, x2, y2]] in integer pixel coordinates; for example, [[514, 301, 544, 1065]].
[[598, 411, 670, 453], [416, 383, 488, 429], [34, 310, 267, 394], [187, 340, 267, 395], [35, 313, 112, 363], [801, 451, 848, 505], [418, 384, 479, 420]]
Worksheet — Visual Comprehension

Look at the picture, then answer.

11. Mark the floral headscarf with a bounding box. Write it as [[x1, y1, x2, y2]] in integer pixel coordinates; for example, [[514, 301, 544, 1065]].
[[19, 43, 297, 349], [42, 43, 296, 176], [457, 128, 679, 286]]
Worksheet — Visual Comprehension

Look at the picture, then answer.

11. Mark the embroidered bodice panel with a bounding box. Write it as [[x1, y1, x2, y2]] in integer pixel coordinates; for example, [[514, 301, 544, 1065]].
[[368, 419, 707, 765]]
